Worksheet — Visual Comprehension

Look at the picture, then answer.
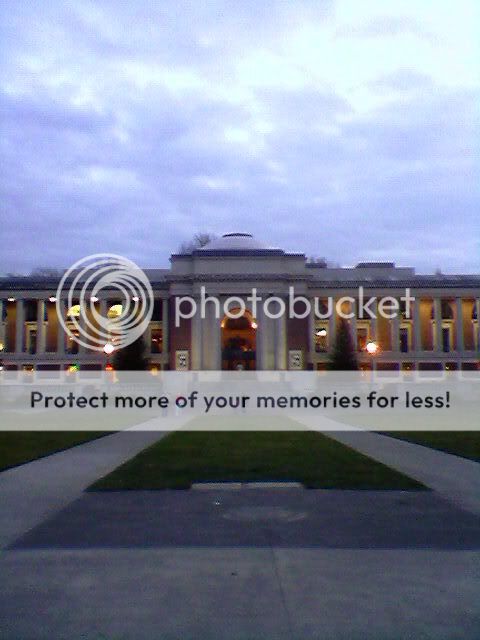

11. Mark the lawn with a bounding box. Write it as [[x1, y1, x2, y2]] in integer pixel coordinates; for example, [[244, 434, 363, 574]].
[[0, 431, 109, 472], [91, 418, 424, 490], [330, 407, 480, 460], [328, 404, 478, 431], [0, 409, 158, 471], [381, 432, 480, 462]]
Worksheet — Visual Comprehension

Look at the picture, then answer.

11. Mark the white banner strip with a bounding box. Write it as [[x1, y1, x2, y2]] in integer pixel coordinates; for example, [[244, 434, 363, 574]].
[[1, 371, 479, 431]]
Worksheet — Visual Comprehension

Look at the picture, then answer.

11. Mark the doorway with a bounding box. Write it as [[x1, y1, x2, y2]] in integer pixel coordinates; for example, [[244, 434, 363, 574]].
[[221, 309, 256, 370]]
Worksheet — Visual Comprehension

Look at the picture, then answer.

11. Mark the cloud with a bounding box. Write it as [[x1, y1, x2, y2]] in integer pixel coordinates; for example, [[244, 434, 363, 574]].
[[337, 15, 436, 40], [0, 0, 478, 274]]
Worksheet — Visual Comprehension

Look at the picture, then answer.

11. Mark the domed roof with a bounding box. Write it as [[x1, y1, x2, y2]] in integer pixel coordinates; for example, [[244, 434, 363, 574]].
[[196, 233, 280, 254]]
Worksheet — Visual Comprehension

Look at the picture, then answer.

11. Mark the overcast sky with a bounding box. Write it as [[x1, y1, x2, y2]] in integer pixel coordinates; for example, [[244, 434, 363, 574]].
[[1, 0, 479, 274]]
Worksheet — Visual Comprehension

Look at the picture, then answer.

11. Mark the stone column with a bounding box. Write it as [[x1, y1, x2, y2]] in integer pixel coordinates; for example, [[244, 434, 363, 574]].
[[36, 299, 46, 354], [455, 298, 464, 352], [413, 297, 422, 352], [208, 298, 221, 370], [274, 298, 287, 370], [328, 298, 336, 352], [350, 299, 357, 351], [476, 298, 480, 352], [191, 298, 203, 370], [391, 298, 400, 353], [434, 298, 443, 352], [15, 299, 24, 354], [99, 299, 108, 321], [162, 298, 169, 355], [369, 297, 378, 343], [308, 302, 315, 362], [57, 299, 65, 355], [78, 303, 87, 355], [256, 302, 266, 370], [98, 299, 108, 351], [145, 325, 152, 356], [0, 299, 4, 350]]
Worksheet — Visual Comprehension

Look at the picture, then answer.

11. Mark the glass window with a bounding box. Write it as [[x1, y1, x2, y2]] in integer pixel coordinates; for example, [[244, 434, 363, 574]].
[[442, 327, 450, 353], [400, 328, 409, 353], [66, 330, 79, 354], [151, 328, 163, 353], [314, 326, 328, 352], [357, 328, 368, 352]]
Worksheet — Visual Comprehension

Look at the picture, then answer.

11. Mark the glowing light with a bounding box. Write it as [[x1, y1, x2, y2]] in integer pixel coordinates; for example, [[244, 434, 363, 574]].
[[132, 296, 139, 302], [366, 341, 378, 355], [67, 363, 79, 373], [251, 321, 258, 329], [316, 328, 327, 337], [0, 342, 4, 351], [49, 296, 57, 302], [91, 296, 99, 303], [103, 342, 115, 355], [108, 304, 123, 318], [105, 363, 114, 372], [67, 304, 81, 318], [7, 297, 15, 302]]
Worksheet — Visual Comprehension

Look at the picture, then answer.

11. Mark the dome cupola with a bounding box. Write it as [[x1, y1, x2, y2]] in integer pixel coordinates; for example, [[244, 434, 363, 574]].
[[196, 233, 281, 254]]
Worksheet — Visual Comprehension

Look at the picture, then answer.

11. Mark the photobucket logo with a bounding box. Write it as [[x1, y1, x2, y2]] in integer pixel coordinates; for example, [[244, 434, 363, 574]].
[[175, 286, 415, 326], [56, 254, 154, 352]]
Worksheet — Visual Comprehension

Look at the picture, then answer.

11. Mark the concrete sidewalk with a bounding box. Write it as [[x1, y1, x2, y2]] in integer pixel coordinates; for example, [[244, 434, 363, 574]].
[[11, 488, 480, 550], [0, 424, 168, 548], [295, 414, 480, 515], [2, 421, 480, 639], [1, 548, 478, 640], [328, 430, 480, 515]]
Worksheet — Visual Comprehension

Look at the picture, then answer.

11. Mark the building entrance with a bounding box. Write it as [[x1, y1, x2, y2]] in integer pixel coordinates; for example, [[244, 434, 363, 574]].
[[221, 309, 256, 370]]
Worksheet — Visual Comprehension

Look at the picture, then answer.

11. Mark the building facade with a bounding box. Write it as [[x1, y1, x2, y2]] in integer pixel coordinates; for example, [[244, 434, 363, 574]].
[[1, 233, 479, 372]]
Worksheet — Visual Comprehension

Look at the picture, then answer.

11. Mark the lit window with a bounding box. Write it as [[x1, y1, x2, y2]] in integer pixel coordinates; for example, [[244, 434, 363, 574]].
[[108, 304, 123, 319], [67, 304, 81, 318], [315, 325, 328, 352], [151, 329, 163, 353]]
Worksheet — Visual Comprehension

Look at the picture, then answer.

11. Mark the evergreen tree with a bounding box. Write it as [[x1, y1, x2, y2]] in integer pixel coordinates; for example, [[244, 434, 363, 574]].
[[113, 336, 149, 371], [327, 318, 359, 370]]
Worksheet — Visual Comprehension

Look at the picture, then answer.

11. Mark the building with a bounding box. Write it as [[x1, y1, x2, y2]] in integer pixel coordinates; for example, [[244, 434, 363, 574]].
[[0, 233, 479, 372]]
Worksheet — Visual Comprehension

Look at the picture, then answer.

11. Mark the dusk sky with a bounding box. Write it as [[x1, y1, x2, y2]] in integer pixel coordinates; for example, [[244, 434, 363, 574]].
[[1, 0, 479, 274]]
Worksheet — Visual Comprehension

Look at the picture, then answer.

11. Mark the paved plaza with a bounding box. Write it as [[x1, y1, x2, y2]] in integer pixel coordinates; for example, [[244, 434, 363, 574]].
[[1, 426, 479, 639]]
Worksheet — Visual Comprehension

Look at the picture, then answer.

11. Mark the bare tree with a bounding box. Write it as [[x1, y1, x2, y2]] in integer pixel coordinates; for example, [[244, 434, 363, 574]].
[[178, 233, 217, 254]]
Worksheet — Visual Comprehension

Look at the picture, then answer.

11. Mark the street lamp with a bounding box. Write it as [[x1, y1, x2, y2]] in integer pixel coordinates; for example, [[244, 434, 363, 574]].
[[366, 340, 378, 355], [103, 341, 115, 372], [103, 342, 115, 356], [366, 340, 378, 383]]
